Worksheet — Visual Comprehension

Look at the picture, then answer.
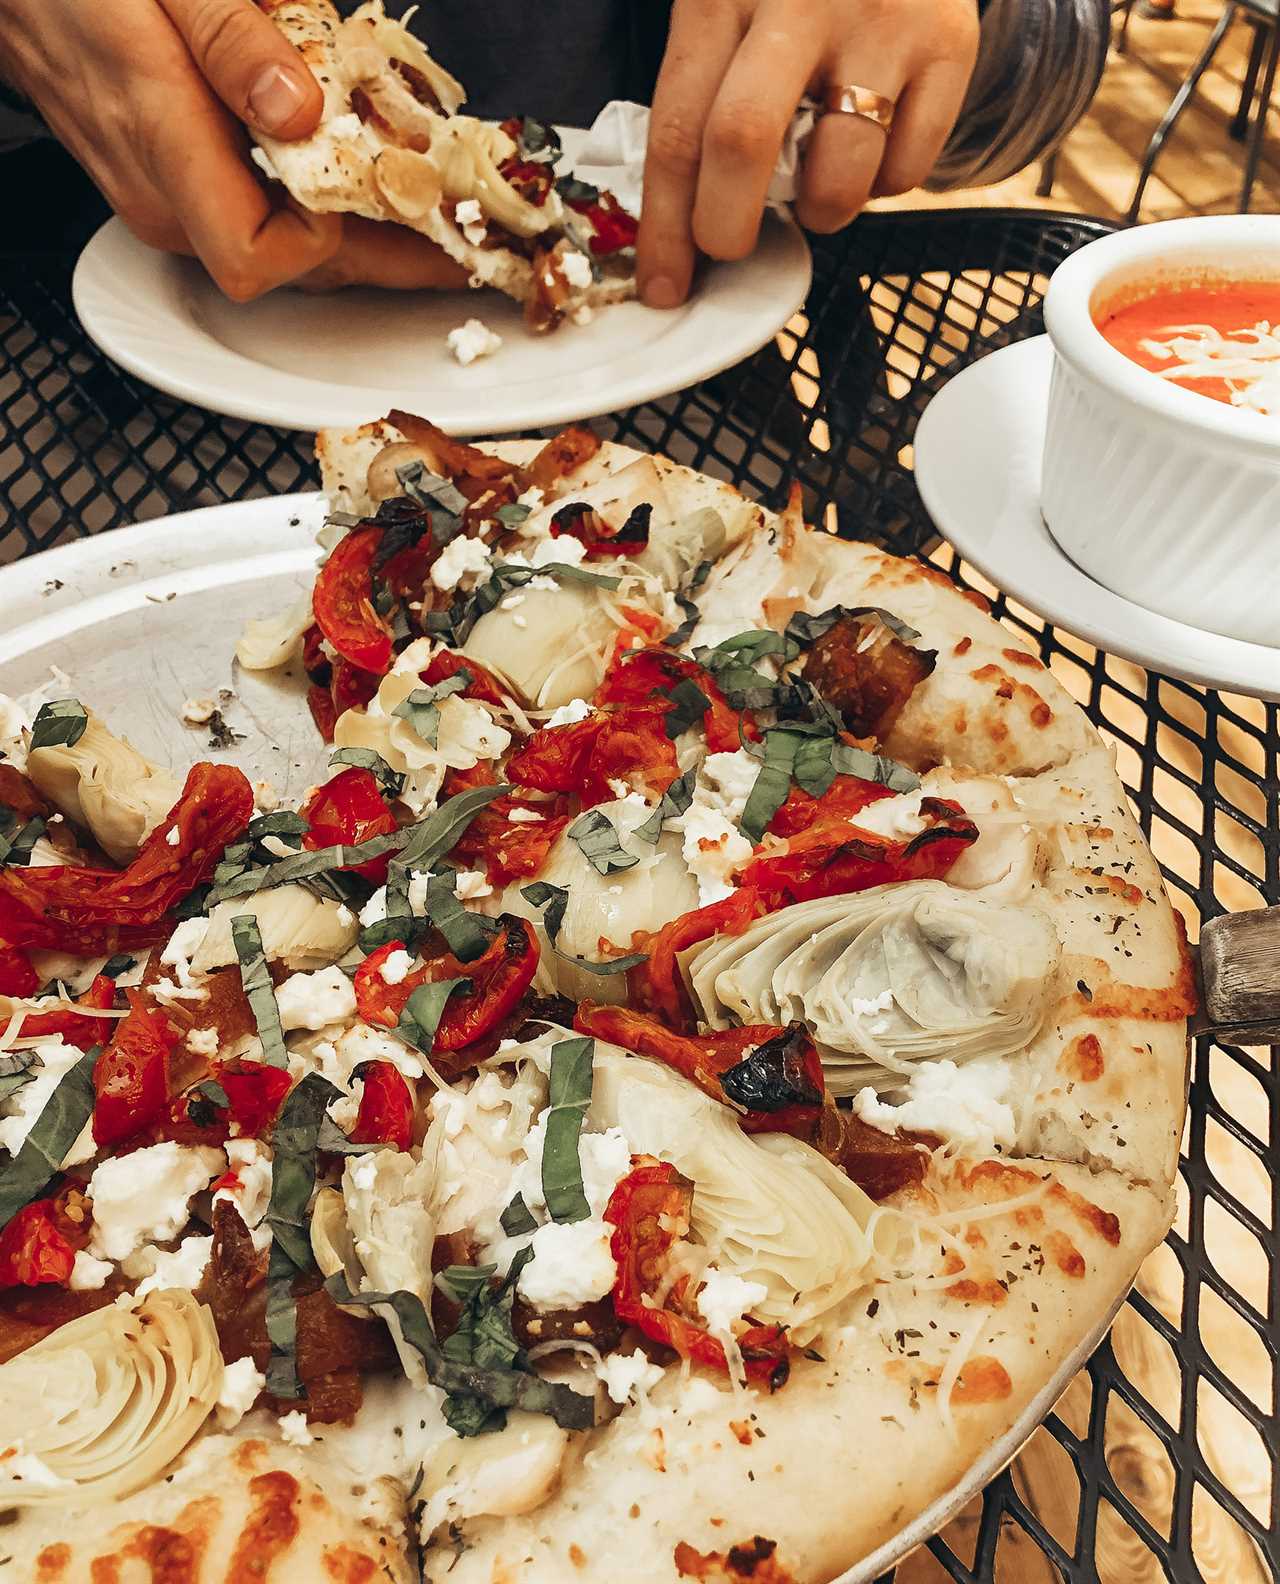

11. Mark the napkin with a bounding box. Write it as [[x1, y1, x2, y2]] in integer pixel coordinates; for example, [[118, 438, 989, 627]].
[[570, 99, 817, 215]]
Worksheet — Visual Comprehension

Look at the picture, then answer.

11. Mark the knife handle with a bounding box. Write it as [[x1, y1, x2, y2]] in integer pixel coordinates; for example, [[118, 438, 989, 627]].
[[1195, 906, 1280, 1046]]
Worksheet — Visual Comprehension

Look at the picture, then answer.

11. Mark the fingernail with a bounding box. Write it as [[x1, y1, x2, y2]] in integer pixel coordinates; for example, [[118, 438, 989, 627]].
[[248, 64, 308, 134], [642, 274, 684, 310]]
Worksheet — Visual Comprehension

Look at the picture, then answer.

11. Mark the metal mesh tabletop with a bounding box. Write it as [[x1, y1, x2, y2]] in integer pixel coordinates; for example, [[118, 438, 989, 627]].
[[1, 162, 1277, 1583]]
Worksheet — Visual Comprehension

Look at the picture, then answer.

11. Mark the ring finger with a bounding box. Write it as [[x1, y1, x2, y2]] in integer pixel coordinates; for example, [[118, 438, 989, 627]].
[[795, 58, 906, 234]]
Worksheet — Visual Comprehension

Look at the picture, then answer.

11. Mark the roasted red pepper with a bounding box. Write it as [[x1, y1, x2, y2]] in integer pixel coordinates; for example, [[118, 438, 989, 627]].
[[604, 1159, 789, 1388], [0, 1200, 78, 1289], [0, 947, 39, 998], [0, 763, 254, 954], [741, 798, 978, 908], [422, 648, 508, 708], [19, 974, 117, 1052], [218, 1061, 293, 1138], [307, 683, 339, 744], [92, 996, 177, 1146], [439, 764, 570, 889], [766, 774, 895, 838], [349, 1061, 414, 1152], [575, 1003, 824, 1138], [566, 189, 639, 256], [355, 918, 539, 1053], [595, 645, 750, 754], [312, 525, 393, 675], [302, 767, 398, 884], [634, 887, 761, 1027]]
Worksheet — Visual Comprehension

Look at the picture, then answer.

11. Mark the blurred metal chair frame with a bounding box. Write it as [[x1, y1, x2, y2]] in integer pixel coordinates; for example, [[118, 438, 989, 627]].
[[1128, 0, 1280, 217], [1036, 0, 1140, 196]]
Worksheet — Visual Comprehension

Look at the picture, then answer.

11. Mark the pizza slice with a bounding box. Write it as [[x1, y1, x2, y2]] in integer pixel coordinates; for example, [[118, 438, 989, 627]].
[[252, 0, 638, 331]]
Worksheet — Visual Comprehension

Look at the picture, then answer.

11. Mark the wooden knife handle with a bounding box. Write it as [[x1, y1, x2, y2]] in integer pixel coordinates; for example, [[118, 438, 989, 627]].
[[1195, 906, 1280, 1045]]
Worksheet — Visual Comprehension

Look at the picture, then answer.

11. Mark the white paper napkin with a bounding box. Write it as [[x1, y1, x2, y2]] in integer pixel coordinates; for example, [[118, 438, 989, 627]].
[[571, 99, 817, 215]]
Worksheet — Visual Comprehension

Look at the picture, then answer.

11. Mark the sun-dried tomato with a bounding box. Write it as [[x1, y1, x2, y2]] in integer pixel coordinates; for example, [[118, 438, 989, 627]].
[[766, 773, 895, 838], [312, 526, 393, 675], [307, 683, 339, 744], [575, 1003, 824, 1138], [0, 1200, 78, 1290], [19, 974, 117, 1052], [422, 647, 508, 708], [506, 703, 679, 808], [301, 767, 398, 884], [566, 189, 639, 256], [0, 948, 38, 998], [349, 1061, 414, 1152], [741, 797, 978, 907], [604, 1160, 789, 1388], [330, 656, 382, 717], [596, 645, 750, 753], [0, 765, 48, 821], [219, 1061, 294, 1139], [301, 624, 330, 684], [549, 500, 650, 559], [0, 763, 253, 954], [633, 887, 762, 1027], [92, 995, 177, 1146], [355, 919, 539, 1057]]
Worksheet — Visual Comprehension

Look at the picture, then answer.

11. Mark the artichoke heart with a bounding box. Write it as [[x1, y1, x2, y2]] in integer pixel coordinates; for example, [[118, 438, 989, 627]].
[[0, 1290, 221, 1506], [685, 880, 1062, 1094]]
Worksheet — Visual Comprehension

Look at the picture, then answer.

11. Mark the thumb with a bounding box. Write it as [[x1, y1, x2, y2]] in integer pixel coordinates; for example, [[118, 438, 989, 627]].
[[157, 0, 325, 140]]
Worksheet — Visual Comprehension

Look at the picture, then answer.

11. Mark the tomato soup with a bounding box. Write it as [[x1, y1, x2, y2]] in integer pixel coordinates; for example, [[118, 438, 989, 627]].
[[1094, 279, 1280, 417]]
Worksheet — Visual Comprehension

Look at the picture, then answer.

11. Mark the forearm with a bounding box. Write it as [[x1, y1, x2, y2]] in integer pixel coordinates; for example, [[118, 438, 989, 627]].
[[927, 0, 1110, 188]]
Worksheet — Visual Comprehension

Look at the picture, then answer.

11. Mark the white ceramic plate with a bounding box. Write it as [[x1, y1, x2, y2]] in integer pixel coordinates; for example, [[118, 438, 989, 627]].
[[71, 210, 810, 436], [0, 496, 1138, 1583], [914, 336, 1280, 701]]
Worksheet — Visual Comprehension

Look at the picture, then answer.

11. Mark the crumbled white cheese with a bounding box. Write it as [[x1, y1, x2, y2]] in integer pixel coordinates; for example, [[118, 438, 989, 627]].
[[378, 948, 415, 985], [180, 696, 217, 725], [455, 869, 492, 900], [274, 965, 357, 1032], [850, 990, 894, 1017], [560, 249, 594, 290], [851, 1055, 1016, 1157], [328, 1081, 363, 1134], [515, 1117, 631, 1219], [518, 1219, 617, 1310], [336, 904, 355, 928], [128, 1233, 213, 1296], [431, 533, 493, 592], [68, 1250, 112, 1291], [165, 826, 181, 848], [160, 917, 210, 987], [278, 1409, 314, 1446], [507, 807, 543, 823], [0, 1040, 95, 1167], [216, 1357, 266, 1428], [848, 789, 928, 839], [446, 318, 503, 366], [186, 1026, 220, 1058], [673, 802, 754, 906], [213, 1138, 274, 1251], [454, 198, 483, 227], [85, 1142, 224, 1263], [596, 1349, 665, 1406], [528, 533, 586, 569], [545, 697, 593, 728], [696, 1267, 769, 1336], [701, 750, 761, 823], [359, 886, 389, 929]]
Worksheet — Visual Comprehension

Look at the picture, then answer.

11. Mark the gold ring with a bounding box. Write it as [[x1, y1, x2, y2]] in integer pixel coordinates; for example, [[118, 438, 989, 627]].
[[820, 84, 896, 134]]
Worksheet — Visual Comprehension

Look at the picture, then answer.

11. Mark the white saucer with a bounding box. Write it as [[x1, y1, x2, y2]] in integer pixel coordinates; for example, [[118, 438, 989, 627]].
[[913, 336, 1280, 701], [72, 207, 810, 437]]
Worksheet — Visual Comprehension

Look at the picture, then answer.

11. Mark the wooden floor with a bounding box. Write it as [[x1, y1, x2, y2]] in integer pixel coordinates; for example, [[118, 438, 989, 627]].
[[865, 8, 1276, 1580]]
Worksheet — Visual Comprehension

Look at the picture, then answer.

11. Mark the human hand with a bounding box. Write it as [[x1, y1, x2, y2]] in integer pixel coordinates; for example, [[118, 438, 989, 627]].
[[0, 0, 461, 299], [637, 0, 980, 307]]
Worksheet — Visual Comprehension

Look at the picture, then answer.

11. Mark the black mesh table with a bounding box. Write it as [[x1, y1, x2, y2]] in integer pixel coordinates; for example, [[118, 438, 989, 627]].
[[2, 145, 1277, 1584]]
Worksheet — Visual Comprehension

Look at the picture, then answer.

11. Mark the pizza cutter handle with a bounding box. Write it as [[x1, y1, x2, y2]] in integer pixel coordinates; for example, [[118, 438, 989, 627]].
[[1193, 905, 1280, 1046]]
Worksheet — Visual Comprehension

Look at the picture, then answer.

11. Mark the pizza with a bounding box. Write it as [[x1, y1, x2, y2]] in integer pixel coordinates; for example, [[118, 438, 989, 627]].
[[0, 417, 1193, 1582], [250, 0, 638, 333]]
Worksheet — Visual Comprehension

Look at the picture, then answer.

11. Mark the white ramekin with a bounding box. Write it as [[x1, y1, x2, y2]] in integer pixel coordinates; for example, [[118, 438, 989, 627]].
[[1041, 215, 1280, 650]]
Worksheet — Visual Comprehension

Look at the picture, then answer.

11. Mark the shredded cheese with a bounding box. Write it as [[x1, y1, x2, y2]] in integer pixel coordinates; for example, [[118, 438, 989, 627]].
[[935, 1304, 992, 1443], [1139, 320, 1280, 418]]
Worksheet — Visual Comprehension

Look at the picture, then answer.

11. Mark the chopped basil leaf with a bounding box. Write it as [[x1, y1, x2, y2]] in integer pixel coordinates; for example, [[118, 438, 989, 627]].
[[551, 945, 648, 976], [329, 747, 406, 797], [392, 675, 470, 748], [519, 881, 568, 943], [541, 1036, 593, 1224], [830, 741, 920, 794], [516, 116, 562, 162], [660, 678, 711, 741], [0, 1044, 97, 1233], [230, 915, 288, 1070], [100, 954, 136, 980], [0, 815, 45, 867], [396, 458, 470, 519], [315, 1116, 385, 1156], [738, 729, 805, 844], [266, 1073, 340, 1398], [358, 865, 416, 954], [664, 594, 701, 650], [246, 811, 309, 848], [423, 869, 498, 963], [0, 1051, 40, 1105], [396, 977, 470, 1055], [556, 173, 599, 204], [326, 1276, 595, 1434], [495, 502, 531, 527], [198, 1078, 230, 1108], [567, 809, 637, 876], [785, 604, 921, 647], [634, 763, 698, 843], [429, 563, 622, 647], [397, 783, 511, 873], [500, 1192, 538, 1236], [28, 699, 87, 752], [694, 629, 798, 709]]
